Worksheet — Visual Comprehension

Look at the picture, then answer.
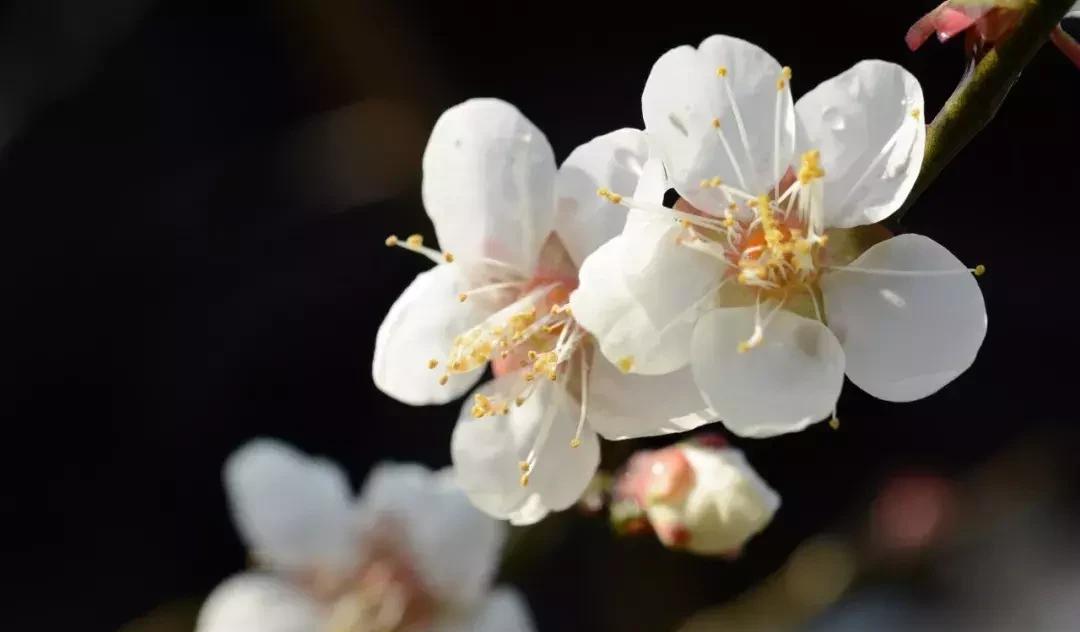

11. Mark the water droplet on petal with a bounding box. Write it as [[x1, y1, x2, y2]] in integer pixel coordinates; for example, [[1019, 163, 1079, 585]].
[[823, 107, 846, 131], [847, 78, 862, 100]]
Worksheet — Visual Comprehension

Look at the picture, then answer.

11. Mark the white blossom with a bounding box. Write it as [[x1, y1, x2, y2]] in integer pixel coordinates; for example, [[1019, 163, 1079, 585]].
[[374, 99, 714, 525], [195, 439, 533, 632], [571, 36, 987, 437]]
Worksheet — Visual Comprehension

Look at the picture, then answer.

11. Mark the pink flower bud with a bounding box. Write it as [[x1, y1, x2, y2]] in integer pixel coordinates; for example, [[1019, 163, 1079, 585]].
[[613, 436, 780, 556]]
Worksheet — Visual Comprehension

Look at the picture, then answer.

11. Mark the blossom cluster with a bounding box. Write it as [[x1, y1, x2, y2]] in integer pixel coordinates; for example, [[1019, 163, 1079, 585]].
[[373, 34, 988, 548]]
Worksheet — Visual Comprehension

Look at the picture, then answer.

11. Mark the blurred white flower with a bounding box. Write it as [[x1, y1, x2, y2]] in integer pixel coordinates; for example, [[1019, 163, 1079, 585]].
[[374, 98, 713, 525], [613, 435, 779, 556], [195, 439, 533, 632], [571, 35, 987, 437]]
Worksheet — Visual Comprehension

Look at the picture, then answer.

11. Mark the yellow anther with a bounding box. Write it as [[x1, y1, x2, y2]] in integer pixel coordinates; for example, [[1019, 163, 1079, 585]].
[[508, 308, 538, 340], [755, 194, 782, 251], [458, 293, 468, 302], [472, 340, 493, 362], [384, 234, 399, 247], [406, 234, 424, 247], [737, 341, 752, 354], [716, 66, 728, 77], [597, 187, 623, 204], [438, 374, 449, 386], [569, 437, 582, 449], [778, 68, 791, 89], [427, 358, 439, 369], [519, 461, 530, 472], [520, 473, 530, 487], [470, 393, 508, 418], [616, 356, 634, 373], [711, 117, 721, 129], [973, 264, 986, 277], [528, 350, 538, 361], [829, 416, 840, 430], [798, 150, 825, 184], [911, 107, 922, 120], [679, 218, 692, 228], [515, 396, 526, 407], [443, 251, 455, 263]]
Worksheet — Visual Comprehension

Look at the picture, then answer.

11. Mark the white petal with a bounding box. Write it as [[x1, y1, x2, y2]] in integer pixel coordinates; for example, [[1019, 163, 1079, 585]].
[[373, 264, 489, 405], [820, 234, 986, 402], [631, 156, 669, 205], [554, 128, 649, 267], [621, 217, 725, 332], [1069, 2, 1080, 18], [506, 494, 549, 526], [691, 307, 845, 437], [433, 588, 535, 632], [356, 463, 505, 608], [586, 358, 715, 439], [642, 35, 795, 211], [422, 99, 557, 271], [619, 159, 727, 335], [795, 60, 925, 228], [450, 377, 599, 525], [225, 439, 357, 572], [195, 574, 323, 632], [569, 235, 697, 375]]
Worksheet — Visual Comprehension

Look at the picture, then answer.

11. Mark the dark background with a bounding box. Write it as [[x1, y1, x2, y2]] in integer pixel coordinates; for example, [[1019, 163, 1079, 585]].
[[5, 1, 1079, 630]]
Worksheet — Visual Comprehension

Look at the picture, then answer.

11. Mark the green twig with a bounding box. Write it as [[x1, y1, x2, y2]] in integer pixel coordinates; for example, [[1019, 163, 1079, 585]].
[[895, 0, 1076, 221]]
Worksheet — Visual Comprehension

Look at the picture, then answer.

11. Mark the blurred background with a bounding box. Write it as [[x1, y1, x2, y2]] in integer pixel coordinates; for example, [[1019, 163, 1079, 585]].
[[5, 1, 1079, 630]]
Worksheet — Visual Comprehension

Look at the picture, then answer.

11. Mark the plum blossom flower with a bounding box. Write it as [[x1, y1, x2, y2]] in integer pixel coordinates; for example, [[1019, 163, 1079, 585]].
[[612, 435, 779, 556], [195, 439, 533, 632], [373, 99, 714, 525], [571, 36, 987, 437], [906, 0, 1080, 68]]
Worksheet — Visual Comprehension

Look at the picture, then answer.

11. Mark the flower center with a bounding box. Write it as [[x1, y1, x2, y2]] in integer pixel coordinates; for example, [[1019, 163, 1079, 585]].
[[324, 529, 436, 632], [599, 146, 833, 354], [731, 192, 828, 297], [443, 273, 579, 390]]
